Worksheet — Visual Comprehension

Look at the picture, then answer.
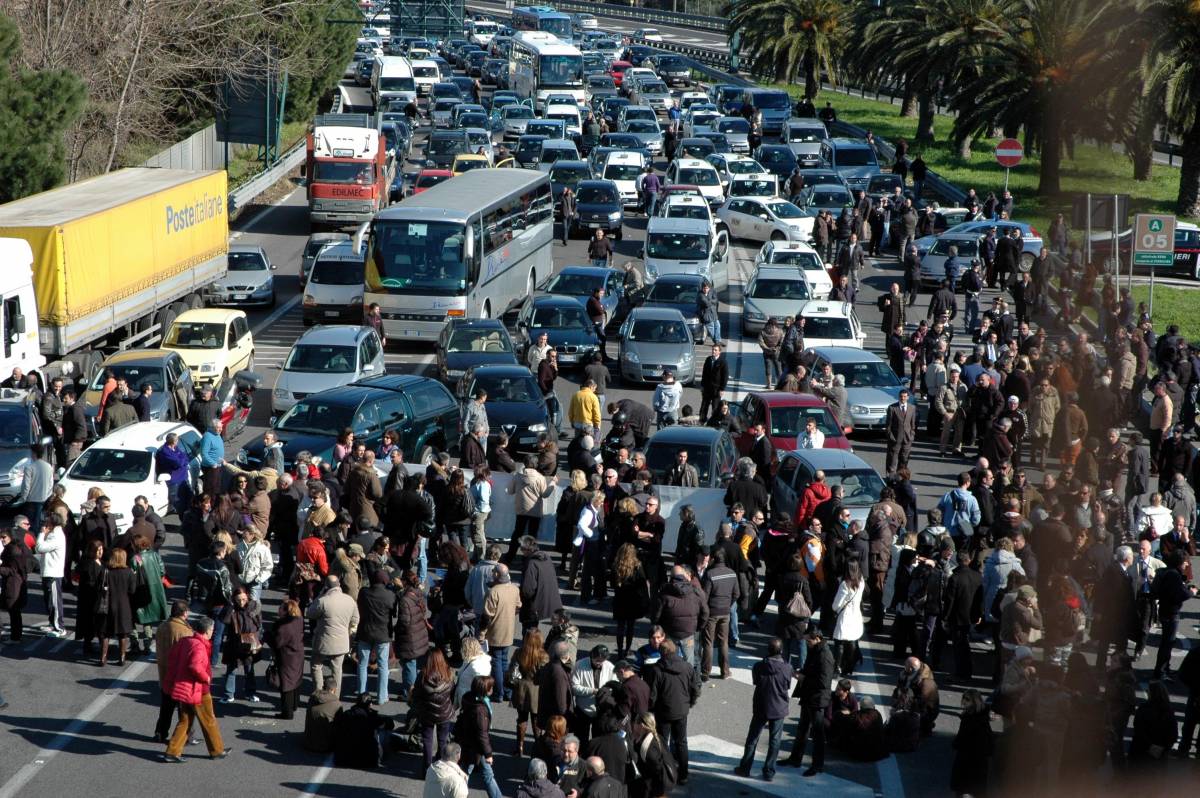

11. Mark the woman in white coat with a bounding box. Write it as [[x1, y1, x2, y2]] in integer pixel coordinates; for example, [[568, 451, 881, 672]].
[[455, 636, 493, 706], [832, 559, 865, 676]]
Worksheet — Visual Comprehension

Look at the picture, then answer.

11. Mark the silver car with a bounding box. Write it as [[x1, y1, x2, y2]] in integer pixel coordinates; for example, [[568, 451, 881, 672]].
[[500, 104, 534, 141], [715, 117, 751, 154], [206, 244, 275, 307], [800, 346, 910, 429], [271, 325, 387, 414], [622, 119, 664, 156], [618, 306, 697, 385], [742, 265, 813, 334]]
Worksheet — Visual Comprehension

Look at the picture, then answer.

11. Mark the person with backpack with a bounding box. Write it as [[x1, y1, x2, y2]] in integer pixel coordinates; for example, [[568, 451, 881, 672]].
[[190, 539, 234, 668], [936, 473, 981, 553], [630, 712, 678, 798]]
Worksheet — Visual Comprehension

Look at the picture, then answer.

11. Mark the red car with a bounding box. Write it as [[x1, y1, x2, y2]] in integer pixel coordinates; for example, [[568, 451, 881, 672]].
[[411, 169, 452, 196], [607, 60, 632, 88], [730, 391, 852, 458]]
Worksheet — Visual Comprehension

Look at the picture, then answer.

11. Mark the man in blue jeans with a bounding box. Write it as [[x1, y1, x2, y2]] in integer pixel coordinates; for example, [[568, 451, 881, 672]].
[[481, 564, 522, 701], [734, 637, 793, 781]]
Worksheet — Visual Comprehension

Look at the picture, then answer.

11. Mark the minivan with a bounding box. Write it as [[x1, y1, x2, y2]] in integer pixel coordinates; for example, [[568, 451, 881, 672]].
[[642, 216, 730, 286], [820, 137, 882, 192], [303, 241, 366, 326]]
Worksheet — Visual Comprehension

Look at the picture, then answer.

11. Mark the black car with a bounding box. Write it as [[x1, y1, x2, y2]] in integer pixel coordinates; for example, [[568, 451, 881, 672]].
[[483, 58, 507, 85], [515, 134, 549, 168], [598, 133, 652, 164], [458, 365, 558, 453], [239, 374, 459, 469], [571, 179, 624, 239], [513, 295, 601, 368], [676, 138, 716, 161], [650, 55, 691, 86], [550, 160, 593, 214], [643, 425, 738, 488], [435, 318, 520, 384], [431, 82, 464, 103], [797, 167, 848, 191], [427, 130, 471, 168], [449, 76, 477, 98], [753, 144, 799, 178], [601, 97, 630, 128], [640, 273, 710, 341], [623, 45, 655, 67], [696, 132, 731, 154], [466, 51, 489, 76]]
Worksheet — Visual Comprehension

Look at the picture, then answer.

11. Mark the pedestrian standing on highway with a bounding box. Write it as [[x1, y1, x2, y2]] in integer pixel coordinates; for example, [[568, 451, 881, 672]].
[[783, 624, 834, 776], [560, 187, 576, 245], [648, 638, 700, 785], [697, 281, 721, 345], [162, 616, 229, 763], [200, 420, 225, 497], [836, 233, 865, 291], [699, 547, 739, 680], [62, 390, 85, 464], [586, 288, 611, 363], [734, 637, 793, 782], [885, 390, 917, 477], [154, 599, 193, 742], [305, 574, 359, 696], [910, 155, 927, 200], [219, 585, 262, 703], [698, 344, 727, 422], [588, 229, 613, 269], [812, 211, 831, 263], [902, 243, 921, 306], [267, 598, 305, 720], [41, 377, 64, 465], [14, 443, 52, 538], [758, 318, 783, 390], [652, 371, 683, 429]]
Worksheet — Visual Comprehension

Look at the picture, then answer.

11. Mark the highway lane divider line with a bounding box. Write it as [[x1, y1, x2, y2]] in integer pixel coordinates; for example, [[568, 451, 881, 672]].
[[251, 295, 303, 339], [0, 660, 151, 798], [296, 754, 334, 798], [231, 187, 301, 241]]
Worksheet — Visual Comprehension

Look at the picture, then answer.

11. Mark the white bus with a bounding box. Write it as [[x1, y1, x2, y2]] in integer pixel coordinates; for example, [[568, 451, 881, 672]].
[[363, 169, 554, 342], [370, 56, 416, 109], [508, 31, 584, 111]]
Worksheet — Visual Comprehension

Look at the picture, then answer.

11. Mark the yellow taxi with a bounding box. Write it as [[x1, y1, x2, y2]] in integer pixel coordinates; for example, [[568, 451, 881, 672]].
[[451, 153, 491, 176], [161, 308, 254, 388]]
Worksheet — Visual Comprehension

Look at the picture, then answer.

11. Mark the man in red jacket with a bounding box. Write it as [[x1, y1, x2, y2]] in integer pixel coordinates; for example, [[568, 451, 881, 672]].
[[795, 471, 831, 531], [163, 617, 229, 762]]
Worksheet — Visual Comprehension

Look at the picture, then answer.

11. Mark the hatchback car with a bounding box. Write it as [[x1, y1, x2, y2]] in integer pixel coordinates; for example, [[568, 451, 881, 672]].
[[780, 118, 829, 166], [639, 273, 710, 342], [411, 169, 453, 196], [570, 179, 624, 239], [515, 135, 549, 168], [240, 374, 459, 469], [435, 318, 520, 384], [513, 295, 601, 367], [727, 174, 780, 200], [706, 154, 767, 192], [713, 117, 751, 154], [537, 140, 581, 172], [717, 197, 814, 243], [675, 137, 716, 161], [799, 346, 911, 430], [918, 232, 980, 288], [271, 325, 386, 414], [622, 119, 664, 156], [796, 184, 854, 215], [644, 425, 737, 488], [206, 244, 276, 307], [162, 308, 254, 387], [729, 392, 851, 458], [459, 365, 558, 451], [618, 307, 696, 385], [773, 448, 886, 528], [58, 422, 202, 530], [741, 266, 813, 335], [83, 349, 194, 426], [753, 144, 799, 179], [426, 130, 471, 168], [664, 158, 723, 207]]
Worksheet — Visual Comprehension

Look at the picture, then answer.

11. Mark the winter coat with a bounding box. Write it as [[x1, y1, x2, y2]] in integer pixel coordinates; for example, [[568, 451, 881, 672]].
[[345, 463, 384, 528], [649, 651, 701, 721], [950, 712, 993, 795], [832, 577, 865, 642], [751, 654, 793, 720], [155, 616, 194, 685], [776, 569, 813, 639], [509, 468, 555, 517], [101, 567, 137, 636], [572, 657, 617, 717], [457, 691, 495, 760], [612, 564, 650, 622], [268, 615, 305, 692], [1028, 386, 1060, 438], [423, 759, 469, 798], [520, 550, 563, 624], [133, 548, 169, 625], [455, 653, 492, 706], [165, 634, 212, 705], [305, 586, 360, 656], [482, 582, 522, 649], [305, 689, 341, 752], [507, 654, 544, 714], [221, 599, 263, 666], [395, 587, 430, 660], [412, 676, 456, 726], [701, 564, 740, 617], [518, 778, 566, 798], [982, 549, 1025, 621], [536, 660, 574, 725], [797, 640, 835, 710], [654, 579, 709, 639], [356, 583, 396, 645]]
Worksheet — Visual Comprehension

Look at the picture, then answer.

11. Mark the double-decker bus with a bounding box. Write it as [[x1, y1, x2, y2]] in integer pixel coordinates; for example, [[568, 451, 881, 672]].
[[362, 169, 553, 342], [510, 5, 573, 41], [509, 31, 584, 111]]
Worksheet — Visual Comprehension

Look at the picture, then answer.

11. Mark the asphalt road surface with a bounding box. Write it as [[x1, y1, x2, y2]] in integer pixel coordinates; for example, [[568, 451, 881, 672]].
[[0, 87, 1196, 798]]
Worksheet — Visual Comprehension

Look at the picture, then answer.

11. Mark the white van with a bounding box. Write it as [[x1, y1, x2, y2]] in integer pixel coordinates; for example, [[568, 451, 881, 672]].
[[544, 104, 582, 137], [302, 241, 367, 326], [469, 20, 499, 46], [601, 151, 647, 208], [371, 56, 417, 109], [643, 216, 730, 288], [411, 59, 440, 97]]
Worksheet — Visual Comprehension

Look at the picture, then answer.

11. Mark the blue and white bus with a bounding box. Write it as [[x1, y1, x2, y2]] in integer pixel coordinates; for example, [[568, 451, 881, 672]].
[[509, 31, 585, 111], [511, 6, 574, 41], [362, 169, 554, 342]]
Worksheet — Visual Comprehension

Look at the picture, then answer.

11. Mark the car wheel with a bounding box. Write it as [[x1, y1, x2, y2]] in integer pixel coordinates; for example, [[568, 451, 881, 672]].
[[771, 231, 786, 242], [247, 352, 255, 372], [266, 291, 276, 309], [418, 445, 435, 466], [615, 227, 624, 241]]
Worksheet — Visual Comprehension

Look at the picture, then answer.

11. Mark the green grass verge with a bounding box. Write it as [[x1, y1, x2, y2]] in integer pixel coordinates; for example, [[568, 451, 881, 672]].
[[773, 85, 1189, 235], [227, 120, 308, 187], [1129, 284, 1200, 341]]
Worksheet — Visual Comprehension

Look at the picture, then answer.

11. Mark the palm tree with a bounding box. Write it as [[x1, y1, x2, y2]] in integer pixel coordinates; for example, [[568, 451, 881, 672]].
[[948, 0, 1128, 195], [725, 0, 848, 98], [1142, 0, 1200, 214]]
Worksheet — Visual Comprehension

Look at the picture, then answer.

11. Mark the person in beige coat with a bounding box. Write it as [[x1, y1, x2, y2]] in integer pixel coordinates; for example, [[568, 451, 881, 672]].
[[154, 600, 194, 742], [1027, 377, 1060, 469], [305, 575, 360, 695], [222, 461, 280, 491], [331, 543, 364, 601], [481, 564, 523, 702], [505, 455, 559, 562]]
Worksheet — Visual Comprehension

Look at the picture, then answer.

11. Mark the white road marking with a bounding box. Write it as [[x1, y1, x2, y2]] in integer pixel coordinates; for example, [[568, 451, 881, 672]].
[[231, 188, 301, 240], [296, 755, 335, 798], [688, 733, 875, 795], [0, 660, 151, 798]]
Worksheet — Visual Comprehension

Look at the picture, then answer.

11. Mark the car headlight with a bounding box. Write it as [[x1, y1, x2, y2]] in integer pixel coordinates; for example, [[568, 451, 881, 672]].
[[8, 459, 27, 484], [255, 280, 272, 293], [646, 263, 658, 278], [527, 423, 547, 433], [149, 409, 162, 421], [680, 351, 693, 363], [350, 295, 364, 306], [273, 387, 289, 399], [608, 211, 622, 220], [851, 404, 870, 414], [303, 294, 316, 307], [745, 309, 765, 321], [686, 316, 700, 326], [623, 351, 640, 363], [236, 448, 248, 464], [200, 363, 217, 373]]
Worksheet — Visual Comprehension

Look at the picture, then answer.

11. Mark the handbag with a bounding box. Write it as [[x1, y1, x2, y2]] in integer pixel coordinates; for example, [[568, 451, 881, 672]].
[[94, 569, 111, 615], [266, 662, 281, 689], [785, 589, 811, 619]]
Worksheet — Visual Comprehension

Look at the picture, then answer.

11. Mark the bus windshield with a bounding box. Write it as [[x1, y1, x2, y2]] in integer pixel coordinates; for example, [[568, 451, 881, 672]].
[[539, 54, 583, 86], [368, 220, 468, 296]]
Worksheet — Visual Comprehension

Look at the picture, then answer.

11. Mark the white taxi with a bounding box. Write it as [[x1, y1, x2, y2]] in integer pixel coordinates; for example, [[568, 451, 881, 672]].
[[754, 241, 834, 296], [796, 300, 867, 348]]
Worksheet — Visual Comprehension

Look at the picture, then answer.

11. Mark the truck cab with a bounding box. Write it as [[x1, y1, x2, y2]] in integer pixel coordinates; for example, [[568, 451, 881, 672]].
[[305, 113, 389, 230], [0, 240, 47, 380]]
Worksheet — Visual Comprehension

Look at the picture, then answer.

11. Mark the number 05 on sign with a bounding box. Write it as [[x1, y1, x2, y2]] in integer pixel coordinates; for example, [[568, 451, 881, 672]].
[[1133, 213, 1176, 267]]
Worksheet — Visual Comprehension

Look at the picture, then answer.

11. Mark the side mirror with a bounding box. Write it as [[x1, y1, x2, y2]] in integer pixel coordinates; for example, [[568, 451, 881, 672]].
[[12, 313, 25, 334], [56, 466, 65, 478], [361, 363, 376, 373]]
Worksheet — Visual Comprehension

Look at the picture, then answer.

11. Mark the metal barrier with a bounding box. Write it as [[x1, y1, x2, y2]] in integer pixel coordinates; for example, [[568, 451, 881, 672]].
[[625, 34, 732, 69], [552, 0, 727, 31], [827, 119, 966, 206], [227, 140, 307, 213]]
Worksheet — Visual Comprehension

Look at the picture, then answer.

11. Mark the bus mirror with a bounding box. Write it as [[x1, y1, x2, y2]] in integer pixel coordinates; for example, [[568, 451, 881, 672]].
[[464, 225, 476, 260], [352, 223, 369, 256]]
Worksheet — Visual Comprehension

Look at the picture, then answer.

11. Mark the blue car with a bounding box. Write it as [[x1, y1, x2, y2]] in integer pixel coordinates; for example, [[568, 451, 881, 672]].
[[537, 265, 626, 326]]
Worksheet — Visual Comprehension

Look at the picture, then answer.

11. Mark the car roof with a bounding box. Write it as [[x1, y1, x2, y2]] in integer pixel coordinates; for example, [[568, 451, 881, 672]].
[[418, 169, 453, 177], [90, 421, 200, 449], [350, 374, 438, 392], [748, 390, 829, 408], [100, 348, 178, 366], [467, 364, 535, 379], [662, 194, 707, 207], [647, 425, 722, 445], [804, 345, 884, 364], [765, 240, 819, 253], [294, 325, 374, 346], [531, 295, 586, 309], [558, 265, 617, 278], [542, 140, 578, 150], [551, 159, 590, 170], [629, 306, 688, 322], [780, 447, 875, 470], [829, 137, 872, 149], [646, 216, 710, 234], [174, 308, 245, 324], [228, 244, 267, 256], [753, 265, 814, 280], [576, 179, 618, 191], [446, 318, 507, 331], [673, 158, 715, 169], [648, 273, 707, 286]]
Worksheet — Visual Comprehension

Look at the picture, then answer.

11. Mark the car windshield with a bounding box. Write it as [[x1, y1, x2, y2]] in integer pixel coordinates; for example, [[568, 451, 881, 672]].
[[548, 113, 579, 127], [380, 77, 416, 91], [540, 147, 572, 164], [681, 144, 713, 158], [750, 278, 810, 301], [725, 159, 764, 174], [645, 442, 712, 484], [718, 119, 749, 134], [765, 200, 804, 218], [532, 305, 590, 329], [305, 238, 342, 258], [626, 120, 658, 134], [434, 99, 459, 113], [576, 186, 617, 204], [164, 321, 224, 349], [604, 135, 639, 148], [284, 344, 358, 374], [227, 251, 265, 271], [770, 251, 823, 270], [677, 168, 719, 186], [767, 406, 838, 438], [503, 106, 533, 119], [454, 159, 489, 173], [930, 238, 978, 257], [313, 161, 375, 184], [367, 220, 467, 297], [604, 164, 641, 181], [428, 136, 466, 155], [666, 204, 709, 222], [868, 176, 903, 193], [69, 448, 153, 483], [625, 109, 656, 122], [545, 272, 601, 295], [835, 148, 876, 166], [645, 279, 700, 305], [691, 114, 719, 129], [460, 115, 488, 129], [588, 76, 615, 88], [416, 173, 450, 189], [310, 258, 364, 285], [753, 92, 790, 110], [833, 360, 902, 387], [413, 66, 438, 78], [551, 166, 590, 185], [730, 180, 775, 196], [275, 399, 355, 435], [641, 82, 668, 94], [518, 138, 547, 156], [828, 469, 886, 506], [801, 316, 853, 340], [0, 406, 31, 447], [471, 374, 540, 403], [88, 364, 165, 392], [646, 232, 709, 260], [803, 171, 843, 187], [758, 148, 792, 164], [528, 123, 564, 137], [627, 318, 689, 343], [788, 128, 823, 143], [447, 328, 513, 353], [810, 191, 850, 207]]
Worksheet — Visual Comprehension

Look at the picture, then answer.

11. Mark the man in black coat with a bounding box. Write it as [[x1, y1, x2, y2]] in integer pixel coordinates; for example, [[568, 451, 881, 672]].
[[1152, 550, 1197, 678], [609, 399, 654, 447], [583, 713, 629, 786], [784, 626, 835, 776], [698, 344, 729, 423], [1093, 546, 1139, 668], [648, 638, 701, 784], [967, 374, 1004, 449], [940, 551, 982, 679], [1125, 432, 1150, 522], [927, 280, 957, 325], [993, 228, 1021, 288], [724, 465, 769, 520], [580, 757, 625, 798], [748, 425, 774, 488], [734, 637, 794, 781]]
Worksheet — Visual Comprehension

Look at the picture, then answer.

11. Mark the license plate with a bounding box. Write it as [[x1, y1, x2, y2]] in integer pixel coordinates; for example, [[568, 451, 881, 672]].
[[588, 222, 602, 228], [559, 354, 577, 363], [404, 329, 420, 337], [233, 294, 248, 301], [325, 311, 339, 317]]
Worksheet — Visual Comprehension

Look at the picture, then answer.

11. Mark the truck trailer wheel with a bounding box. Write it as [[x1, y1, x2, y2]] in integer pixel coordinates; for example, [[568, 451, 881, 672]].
[[156, 307, 179, 346]]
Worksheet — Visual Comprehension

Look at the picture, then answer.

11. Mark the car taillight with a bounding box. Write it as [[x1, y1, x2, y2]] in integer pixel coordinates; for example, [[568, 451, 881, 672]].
[[1028, 226, 1039, 237]]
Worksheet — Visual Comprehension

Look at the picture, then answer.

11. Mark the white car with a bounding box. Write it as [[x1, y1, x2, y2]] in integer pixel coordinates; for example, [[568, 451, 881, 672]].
[[755, 241, 834, 296], [796, 300, 867, 348], [58, 422, 202, 531], [544, 104, 583, 138], [706, 154, 766, 193], [679, 91, 710, 111], [601, 151, 647, 207], [635, 28, 663, 41], [727, 173, 779, 200], [272, 325, 387, 414], [656, 194, 717, 236], [664, 157, 724, 207], [716, 196, 814, 243]]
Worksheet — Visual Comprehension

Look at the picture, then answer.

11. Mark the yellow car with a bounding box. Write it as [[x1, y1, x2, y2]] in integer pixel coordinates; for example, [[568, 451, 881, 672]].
[[451, 154, 490, 176], [161, 308, 254, 388]]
